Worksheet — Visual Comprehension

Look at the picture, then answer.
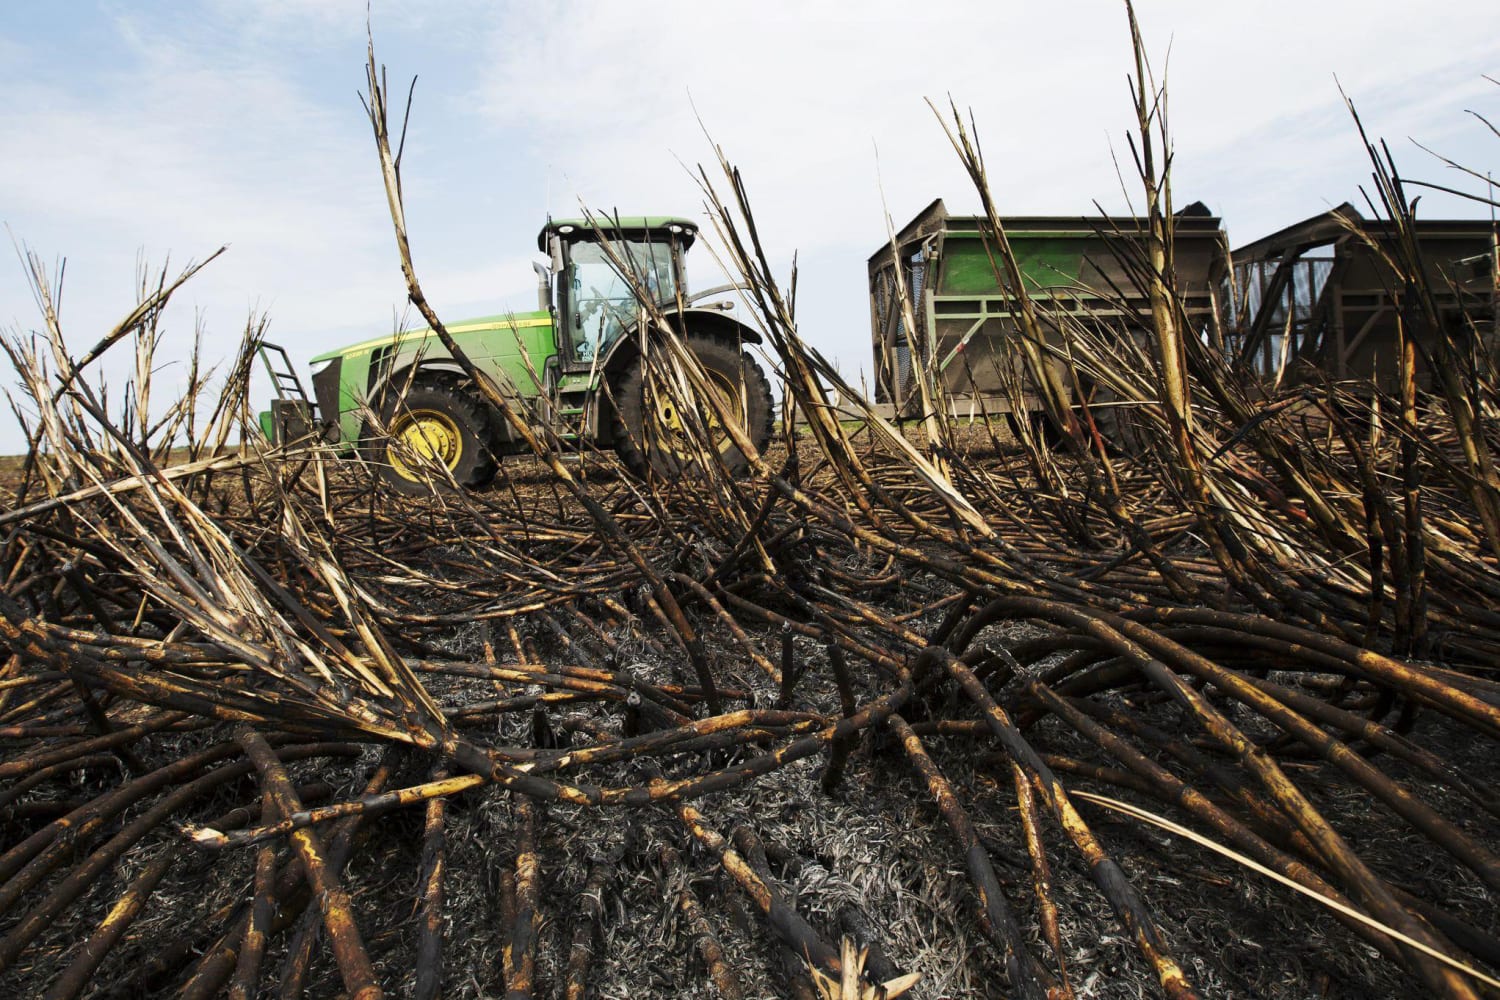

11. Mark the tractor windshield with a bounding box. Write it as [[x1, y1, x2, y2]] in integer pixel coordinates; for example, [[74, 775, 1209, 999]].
[[567, 238, 678, 362]]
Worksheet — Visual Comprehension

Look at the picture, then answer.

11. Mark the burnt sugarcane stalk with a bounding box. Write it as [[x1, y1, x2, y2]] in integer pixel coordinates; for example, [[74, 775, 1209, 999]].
[[275, 749, 402, 999], [1027, 681, 1416, 967], [886, 713, 1053, 1000], [1013, 761, 1072, 999], [55, 567, 145, 775], [660, 843, 743, 1000], [821, 637, 858, 793], [174, 833, 352, 1000], [187, 771, 488, 849], [107, 772, 371, 998], [562, 859, 613, 1000], [0, 753, 114, 812], [776, 621, 800, 709], [671, 572, 780, 682], [985, 598, 1480, 997], [728, 826, 823, 1000], [0, 710, 186, 783], [0, 741, 351, 935], [677, 803, 842, 980], [237, 727, 383, 1000], [37, 787, 314, 1000], [227, 792, 280, 1000], [1102, 614, 1500, 892], [835, 904, 905, 988], [503, 793, 541, 1000], [413, 765, 450, 1000], [915, 645, 1198, 1000], [1237, 672, 1500, 818], [1059, 696, 1322, 861], [1129, 606, 1500, 739]]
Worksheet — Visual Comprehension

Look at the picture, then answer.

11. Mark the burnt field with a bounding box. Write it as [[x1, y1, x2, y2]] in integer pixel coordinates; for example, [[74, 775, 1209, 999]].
[[2, 24, 1499, 1000], [1, 388, 1498, 1000]]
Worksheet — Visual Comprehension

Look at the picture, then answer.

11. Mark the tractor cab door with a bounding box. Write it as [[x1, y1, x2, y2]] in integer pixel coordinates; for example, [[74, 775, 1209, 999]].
[[559, 235, 680, 373]]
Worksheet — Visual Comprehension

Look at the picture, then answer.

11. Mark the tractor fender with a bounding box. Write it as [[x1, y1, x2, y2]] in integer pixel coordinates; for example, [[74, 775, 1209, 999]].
[[369, 358, 527, 444], [368, 359, 469, 404], [599, 307, 764, 380]]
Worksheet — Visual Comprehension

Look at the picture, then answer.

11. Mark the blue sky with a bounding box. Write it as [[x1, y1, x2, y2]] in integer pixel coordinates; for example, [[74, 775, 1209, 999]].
[[2, 1, 1497, 454]]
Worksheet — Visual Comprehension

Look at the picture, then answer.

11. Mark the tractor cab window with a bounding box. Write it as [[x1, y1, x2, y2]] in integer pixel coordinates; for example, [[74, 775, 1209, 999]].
[[567, 239, 677, 362]]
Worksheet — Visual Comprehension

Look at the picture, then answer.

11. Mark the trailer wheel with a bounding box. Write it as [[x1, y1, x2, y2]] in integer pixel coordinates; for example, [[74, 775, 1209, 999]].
[[612, 335, 773, 480], [366, 381, 498, 495], [1079, 381, 1149, 456]]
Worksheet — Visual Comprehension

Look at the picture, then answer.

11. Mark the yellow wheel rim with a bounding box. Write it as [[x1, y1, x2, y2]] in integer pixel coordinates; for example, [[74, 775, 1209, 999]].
[[651, 369, 744, 458], [387, 409, 463, 481]]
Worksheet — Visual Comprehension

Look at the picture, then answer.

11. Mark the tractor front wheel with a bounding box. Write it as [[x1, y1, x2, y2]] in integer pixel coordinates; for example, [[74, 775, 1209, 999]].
[[612, 335, 773, 480], [366, 381, 498, 495]]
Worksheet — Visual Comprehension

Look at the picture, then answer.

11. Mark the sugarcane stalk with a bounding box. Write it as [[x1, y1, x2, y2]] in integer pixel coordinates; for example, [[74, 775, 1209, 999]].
[[413, 765, 450, 1000], [965, 597, 1479, 997], [562, 859, 612, 1000], [237, 727, 383, 1000], [186, 771, 488, 849], [38, 788, 314, 1000], [227, 793, 280, 1000], [1013, 761, 1073, 998], [0, 741, 351, 924], [913, 645, 1197, 999], [678, 803, 841, 979], [821, 637, 858, 793], [886, 713, 1052, 1000], [502, 793, 541, 999], [661, 843, 743, 1000], [275, 749, 402, 999]]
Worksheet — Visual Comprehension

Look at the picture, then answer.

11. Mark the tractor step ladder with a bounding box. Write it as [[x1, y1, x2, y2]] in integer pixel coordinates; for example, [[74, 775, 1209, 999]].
[[257, 342, 318, 444], [554, 397, 587, 441], [258, 342, 314, 412]]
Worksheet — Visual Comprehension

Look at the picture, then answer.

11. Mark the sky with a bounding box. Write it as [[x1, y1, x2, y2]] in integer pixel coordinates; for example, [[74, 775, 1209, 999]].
[[1, 1, 1497, 455]]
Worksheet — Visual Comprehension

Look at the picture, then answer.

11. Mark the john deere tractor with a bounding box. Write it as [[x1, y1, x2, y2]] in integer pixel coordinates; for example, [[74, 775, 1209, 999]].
[[259, 217, 774, 494]]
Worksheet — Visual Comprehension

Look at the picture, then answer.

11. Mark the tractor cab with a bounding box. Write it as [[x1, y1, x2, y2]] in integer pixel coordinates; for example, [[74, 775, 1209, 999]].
[[538, 217, 697, 371]]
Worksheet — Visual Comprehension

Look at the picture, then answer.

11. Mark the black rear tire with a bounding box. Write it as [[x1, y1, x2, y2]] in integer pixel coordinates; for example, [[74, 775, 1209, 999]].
[[1079, 379, 1149, 456], [613, 335, 774, 480], [364, 380, 498, 496]]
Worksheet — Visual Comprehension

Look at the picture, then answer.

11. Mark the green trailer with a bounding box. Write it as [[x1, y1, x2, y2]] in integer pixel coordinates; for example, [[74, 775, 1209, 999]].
[[868, 198, 1227, 418], [259, 217, 774, 493], [1228, 203, 1497, 391]]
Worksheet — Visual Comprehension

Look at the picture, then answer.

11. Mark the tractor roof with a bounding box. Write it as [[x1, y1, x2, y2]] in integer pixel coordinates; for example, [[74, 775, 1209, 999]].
[[538, 216, 698, 252]]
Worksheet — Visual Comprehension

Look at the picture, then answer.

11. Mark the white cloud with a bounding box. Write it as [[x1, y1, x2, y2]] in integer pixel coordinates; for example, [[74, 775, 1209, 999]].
[[0, 17, 410, 447], [468, 1, 1499, 248]]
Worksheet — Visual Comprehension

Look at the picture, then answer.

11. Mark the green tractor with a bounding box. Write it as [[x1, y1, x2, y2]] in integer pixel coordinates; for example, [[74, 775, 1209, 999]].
[[258, 217, 775, 494]]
